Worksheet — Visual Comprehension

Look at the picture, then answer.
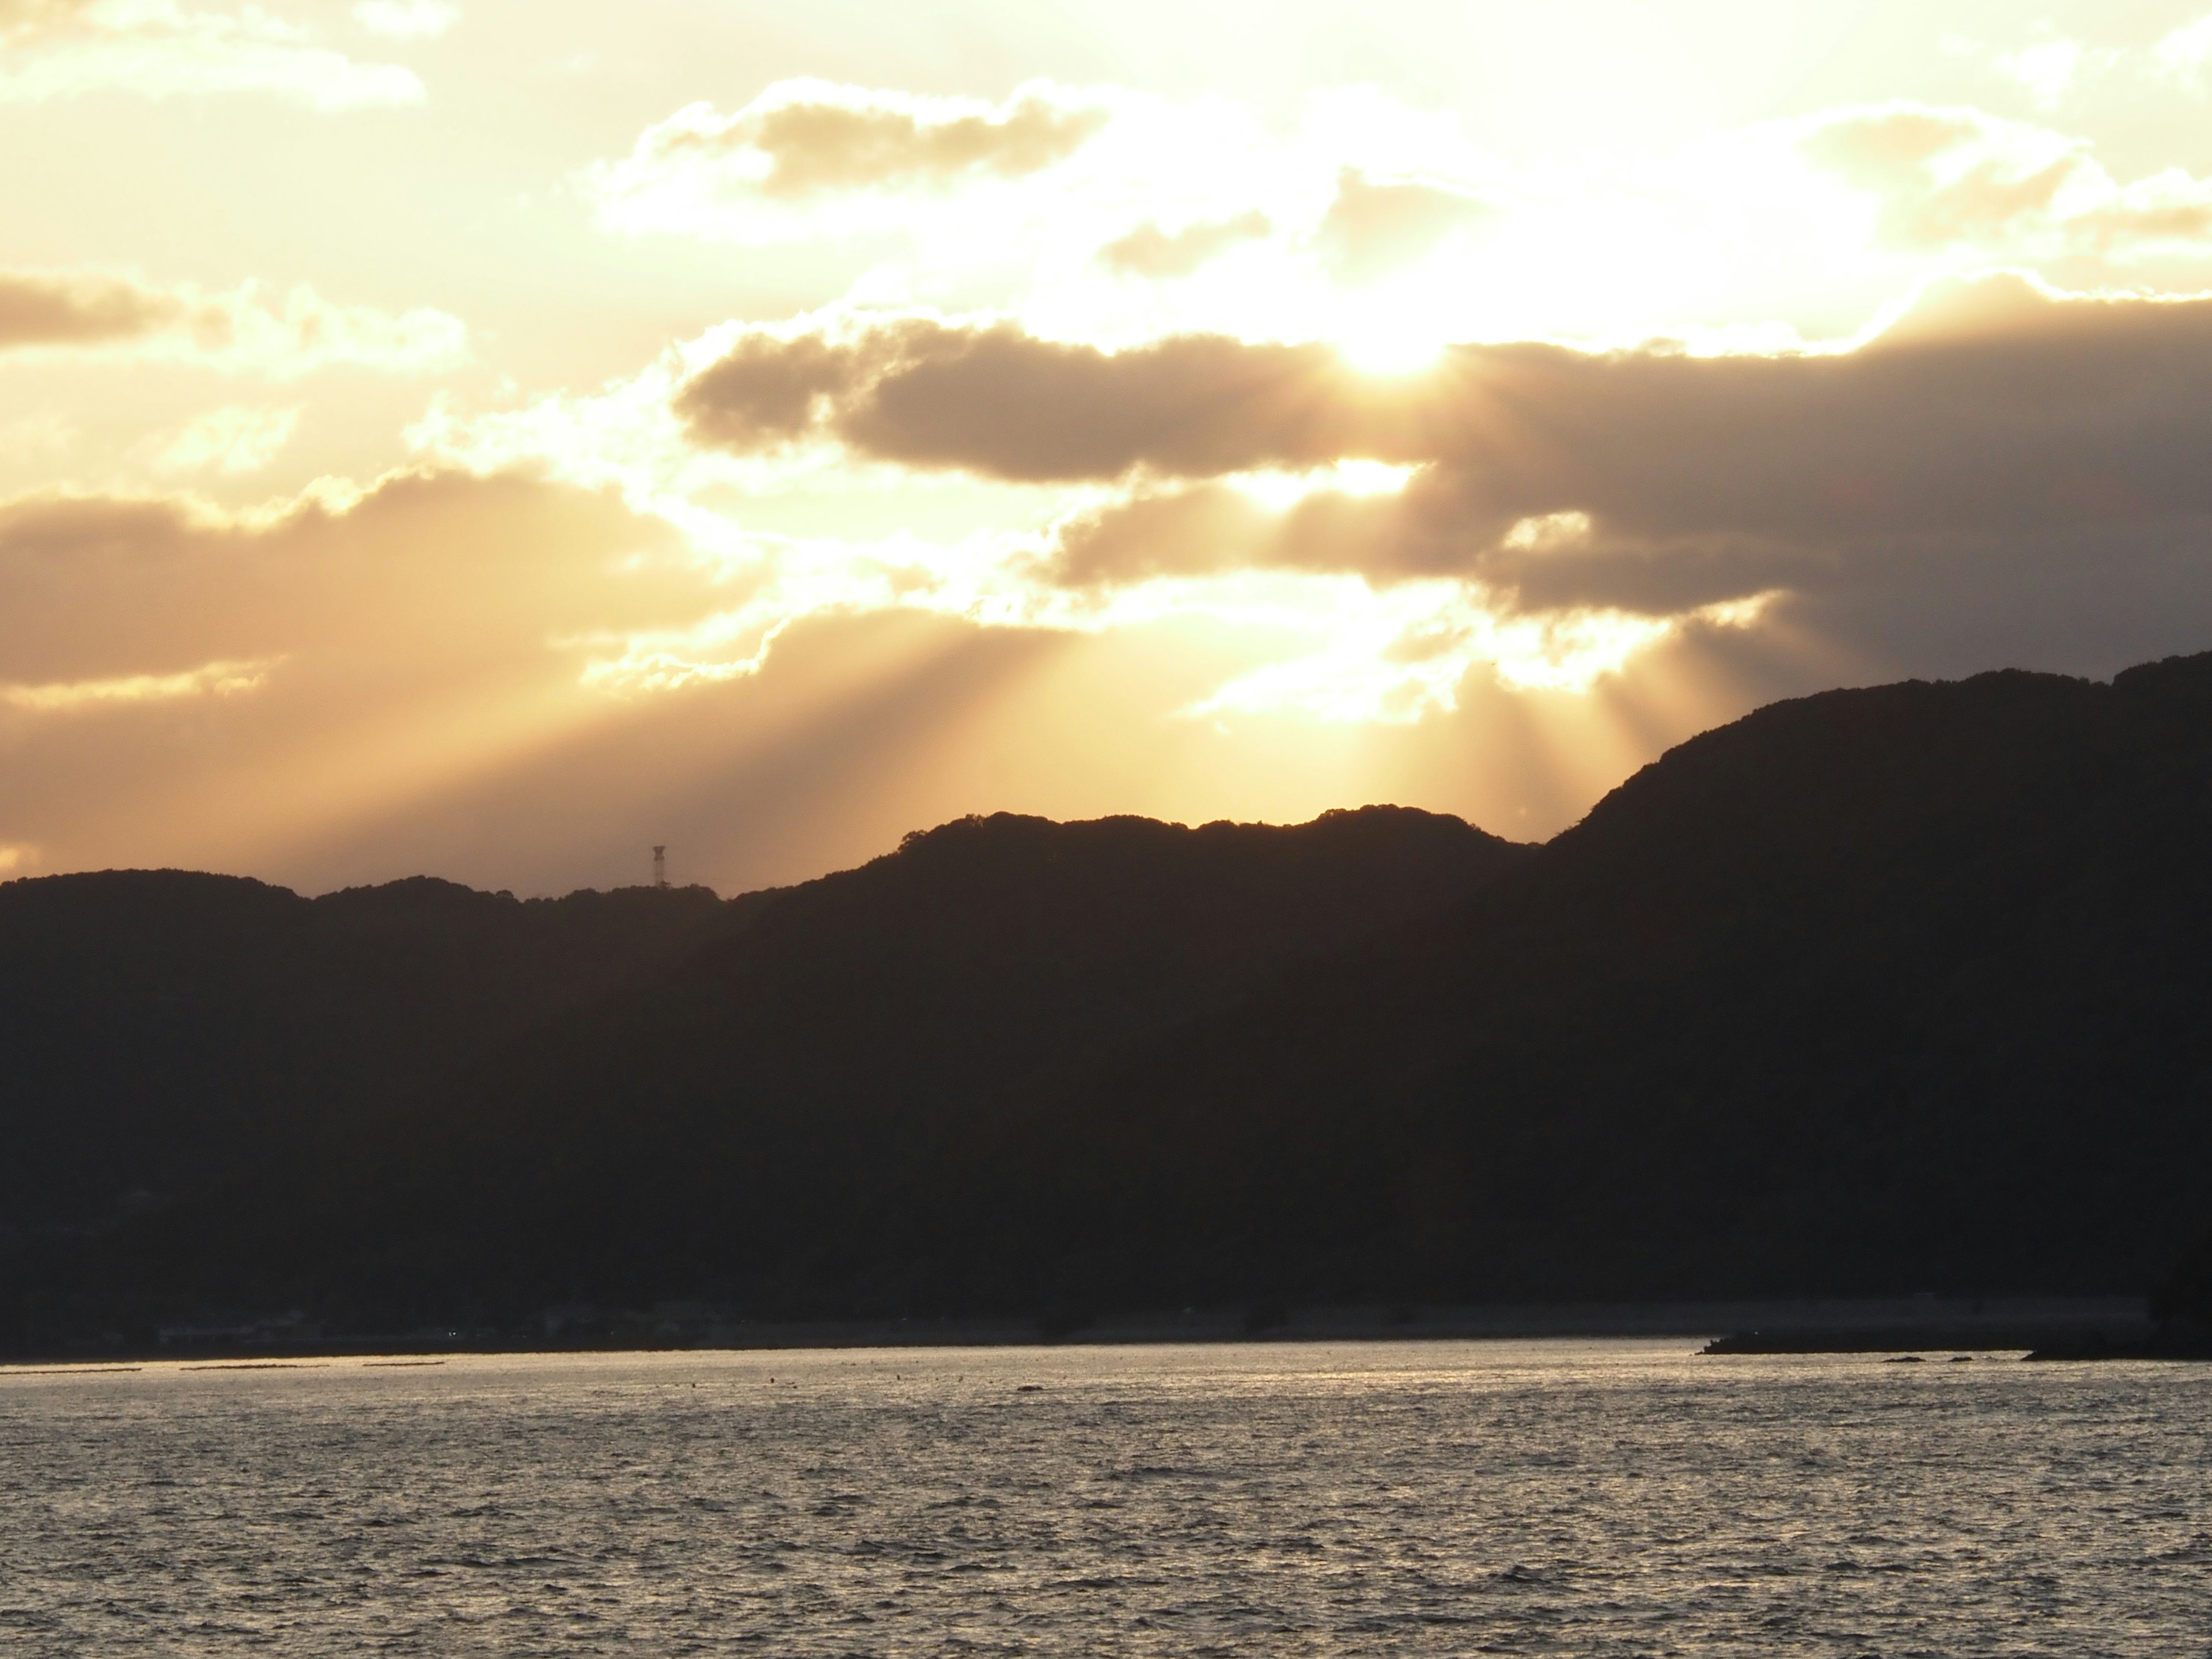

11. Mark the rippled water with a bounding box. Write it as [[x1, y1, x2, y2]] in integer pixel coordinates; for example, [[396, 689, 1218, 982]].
[[2, 1339, 2208, 1654]]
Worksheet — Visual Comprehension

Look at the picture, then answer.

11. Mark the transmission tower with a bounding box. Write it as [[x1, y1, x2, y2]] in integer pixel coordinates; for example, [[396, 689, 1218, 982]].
[[652, 845, 668, 889]]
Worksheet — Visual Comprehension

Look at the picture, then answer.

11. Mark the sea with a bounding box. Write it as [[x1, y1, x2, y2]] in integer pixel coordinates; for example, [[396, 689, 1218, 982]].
[[1, 1339, 2206, 1656]]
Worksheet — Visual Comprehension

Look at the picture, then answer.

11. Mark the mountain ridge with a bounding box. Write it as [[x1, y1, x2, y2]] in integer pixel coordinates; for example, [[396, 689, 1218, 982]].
[[7, 658, 2212, 1344]]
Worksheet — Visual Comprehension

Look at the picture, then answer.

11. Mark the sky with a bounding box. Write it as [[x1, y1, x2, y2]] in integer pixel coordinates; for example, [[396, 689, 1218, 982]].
[[8, 0, 2212, 896]]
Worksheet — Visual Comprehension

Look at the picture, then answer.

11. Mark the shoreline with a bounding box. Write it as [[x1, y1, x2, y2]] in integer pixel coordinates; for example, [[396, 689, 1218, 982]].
[[3, 1294, 2156, 1368]]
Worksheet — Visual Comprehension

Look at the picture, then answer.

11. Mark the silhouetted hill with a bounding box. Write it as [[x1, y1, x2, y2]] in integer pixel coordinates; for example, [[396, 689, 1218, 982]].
[[353, 654, 2212, 1322], [1009, 653, 2212, 1307], [11, 656, 2212, 1344], [1, 808, 1527, 1338], [348, 807, 1525, 1314], [0, 873, 726, 1229]]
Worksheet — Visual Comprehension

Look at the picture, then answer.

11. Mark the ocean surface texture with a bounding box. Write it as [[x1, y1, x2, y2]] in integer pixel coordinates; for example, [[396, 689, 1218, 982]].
[[2, 1340, 2206, 1655]]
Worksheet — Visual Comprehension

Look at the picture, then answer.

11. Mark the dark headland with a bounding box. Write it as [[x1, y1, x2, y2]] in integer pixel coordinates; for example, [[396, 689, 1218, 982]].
[[7, 652, 2212, 1363]]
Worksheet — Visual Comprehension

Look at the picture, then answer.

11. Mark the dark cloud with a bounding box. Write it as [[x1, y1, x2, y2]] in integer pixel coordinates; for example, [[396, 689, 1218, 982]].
[[1046, 476, 1831, 616], [1097, 211, 1272, 279], [993, 271, 2212, 668], [1047, 483, 1276, 585], [1408, 276, 2212, 546], [680, 319, 1387, 481], [672, 329, 861, 449], [684, 277, 2212, 549], [839, 328, 1377, 481], [0, 271, 180, 349], [1316, 168, 1490, 283], [676, 272, 2212, 721]]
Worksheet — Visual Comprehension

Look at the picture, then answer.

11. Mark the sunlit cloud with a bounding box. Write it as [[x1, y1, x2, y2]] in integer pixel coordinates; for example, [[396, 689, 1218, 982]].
[[351, 0, 455, 41], [0, 0, 423, 108], [1800, 103, 2212, 259], [400, 267, 2212, 746], [587, 79, 1113, 242], [0, 412, 75, 466], [1993, 39, 2098, 109], [586, 81, 1519, 358], [1, 654, 276, 713], [0, 267, 466, 375], [1316, 167, 1491, 285], [142, 404, 300, 476], [584, 77, 2212, 387], [2156, 13, 2212, 88], [1180, 583, 1699, 723], [0, 0, 113, 39], [0, 468, 734, 874], [12, 6, 2212, 892], [0, 469, 704, 691], [1096, 211, 1272, 279]]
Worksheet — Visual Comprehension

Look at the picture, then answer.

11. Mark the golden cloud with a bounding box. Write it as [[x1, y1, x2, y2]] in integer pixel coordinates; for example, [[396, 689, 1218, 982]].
[[1097, 212, 1272, 279], [0, 470, 703, 690], [0, 0, 94, 37], [0, 0, 423, 108], [0, 467, 757, 883], [1316, 168, 1491, 285], [0, 269, 179, 348], [1801, 103, 2212, 257], [2, 656, 276, 714], [588, 80, 1111, 240], [0, 266, 464, 374]]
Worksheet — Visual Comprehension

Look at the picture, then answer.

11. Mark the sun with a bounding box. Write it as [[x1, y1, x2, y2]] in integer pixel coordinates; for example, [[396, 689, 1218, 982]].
[[1336, 317, 1451, 375]]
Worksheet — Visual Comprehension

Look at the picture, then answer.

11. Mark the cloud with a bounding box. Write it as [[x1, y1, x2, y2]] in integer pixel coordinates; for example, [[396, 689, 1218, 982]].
[[1801, 103, 2212, 257], [351, 0, 454, 40], [677, 315, 1382, 482], [2, 655, 275, 713], [680, 276, 2212, 536], [646, 271, 2212, 729], [26, 268, 2212, 887], [979, 274, 2212, 628], [1315, 168, 1491, 284], [0, 270, 179, 347], [0, 0, 422, 109], [1097, 211, 1272, 279], [143, 405, 300, 475], [1804, 107, 2079, 246], [0, 413, 74, 467], [0, 0, 96, 37], [2157, 14, 2212, 86], [578, 79, 2212, 373], [0, 467, 777, 886], [0, 471, 704, 692], [588, 79, 1109, 240], [0, 267, 465, 375], [1994, 39, 2093, 108]]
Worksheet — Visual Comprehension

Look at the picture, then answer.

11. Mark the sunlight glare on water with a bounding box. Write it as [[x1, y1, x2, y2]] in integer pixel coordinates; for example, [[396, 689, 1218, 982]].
[[1, 1339, 2207, 1654]]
